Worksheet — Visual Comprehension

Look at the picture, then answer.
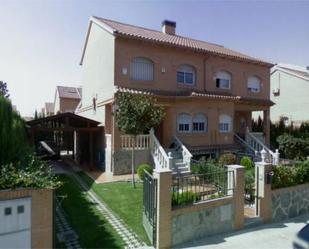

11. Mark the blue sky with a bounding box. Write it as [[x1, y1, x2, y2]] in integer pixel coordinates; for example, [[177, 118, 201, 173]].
[[1, 0, 309, 116]]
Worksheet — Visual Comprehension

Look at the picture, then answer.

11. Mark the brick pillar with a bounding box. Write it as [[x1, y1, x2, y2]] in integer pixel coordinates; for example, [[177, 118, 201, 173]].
[[255, 162, 272, 223], [227, 165, 245, 230], [153, 169, 172, 249]]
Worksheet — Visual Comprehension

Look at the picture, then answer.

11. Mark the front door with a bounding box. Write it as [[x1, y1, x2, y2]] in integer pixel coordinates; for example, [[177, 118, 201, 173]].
[[234, 112, 248, 139]]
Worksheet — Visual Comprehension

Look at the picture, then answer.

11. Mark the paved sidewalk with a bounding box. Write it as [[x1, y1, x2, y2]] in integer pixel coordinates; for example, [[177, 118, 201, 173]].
[[55, 199, 81, 249], [179, 214, 309, 249]]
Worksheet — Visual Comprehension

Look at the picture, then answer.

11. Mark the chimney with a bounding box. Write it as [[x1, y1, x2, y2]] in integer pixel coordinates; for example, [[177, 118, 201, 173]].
[[162, 20, 176, 35]]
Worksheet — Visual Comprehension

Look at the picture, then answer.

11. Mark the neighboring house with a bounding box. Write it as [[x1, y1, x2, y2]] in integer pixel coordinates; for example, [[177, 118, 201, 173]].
[[54, 86, 82, 114], [270, 64, 309, 126], [77, 16, 275, 175], [44, 102, 54, 116]]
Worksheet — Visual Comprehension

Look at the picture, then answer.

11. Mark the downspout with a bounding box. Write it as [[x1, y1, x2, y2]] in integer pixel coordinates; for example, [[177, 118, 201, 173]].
[[203, 56, 211, 92]]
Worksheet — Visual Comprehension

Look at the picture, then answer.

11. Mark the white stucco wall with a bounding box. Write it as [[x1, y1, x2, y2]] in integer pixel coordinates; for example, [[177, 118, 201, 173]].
[[54, 90, 60, 114], [80, 22, 115, 123], [270, 70, 309, 124]]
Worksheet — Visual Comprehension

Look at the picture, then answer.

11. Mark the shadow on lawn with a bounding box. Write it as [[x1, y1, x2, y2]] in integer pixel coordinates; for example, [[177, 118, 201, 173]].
[[56, 175, 124, 249]]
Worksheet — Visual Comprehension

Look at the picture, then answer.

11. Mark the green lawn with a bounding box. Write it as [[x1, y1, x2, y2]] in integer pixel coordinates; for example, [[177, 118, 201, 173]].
[[56, 175, 125, 248], [78, 172, 150, 244]]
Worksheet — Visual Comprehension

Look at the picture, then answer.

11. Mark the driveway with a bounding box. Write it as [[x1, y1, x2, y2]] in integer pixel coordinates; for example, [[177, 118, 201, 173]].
[[179, 214, 309, 249]]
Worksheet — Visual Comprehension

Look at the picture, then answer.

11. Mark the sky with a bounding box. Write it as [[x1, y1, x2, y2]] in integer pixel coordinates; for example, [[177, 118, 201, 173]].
[[0, 0, 309, 117]]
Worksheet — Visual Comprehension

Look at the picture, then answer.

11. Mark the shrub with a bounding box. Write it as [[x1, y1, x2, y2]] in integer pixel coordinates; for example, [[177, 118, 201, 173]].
[[245, 168, 255, 198], [277, 134, 309, 160], [240, 156, 254, 171], [191, 159, 224, 175], [295, 160, 309, 184], [0, 155, 61, 190], [0, 96, 29, 166], [171, 191, 201, 206], [137, 163, 153, 180], [218, 153, 236, 165], [209, 192, 225, 200], [271, 165, 297, 189]]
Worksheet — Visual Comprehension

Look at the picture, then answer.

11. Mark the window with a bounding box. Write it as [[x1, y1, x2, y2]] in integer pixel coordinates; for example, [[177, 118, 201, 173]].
[[177, 113, 192, 132], [216, 71, 231, 89], [177, 65, 195, 85], [17, 205, 24, 214], [4, 207, 12, 216], [130, 57, 154, 81], [248, 76, 261, 93], [219, 114, 232, 133], [192, 114, 207, 132]]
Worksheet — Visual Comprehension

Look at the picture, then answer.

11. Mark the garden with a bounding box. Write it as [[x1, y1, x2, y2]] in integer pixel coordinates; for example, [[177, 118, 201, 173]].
[[252, 116, 309, 189], [0, 93, 60, 190]]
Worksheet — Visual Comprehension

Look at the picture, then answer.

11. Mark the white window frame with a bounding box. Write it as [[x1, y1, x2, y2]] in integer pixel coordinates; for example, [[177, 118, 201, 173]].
[[247, 76, 261, 93], [219, 114, 232, 133], [130, 57, 154, 81], [192, 114, 207, 132], [216, 71, 231, 89], [177, 113, 192, 133], [177, 65, 196, 85]]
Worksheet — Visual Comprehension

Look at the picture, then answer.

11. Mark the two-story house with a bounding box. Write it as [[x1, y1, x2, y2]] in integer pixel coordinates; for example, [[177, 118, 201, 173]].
[[44, 102, 54, 117], [54, 86, 82, 114], [270, 64, 309, 126], [77, 16, 275, 175]]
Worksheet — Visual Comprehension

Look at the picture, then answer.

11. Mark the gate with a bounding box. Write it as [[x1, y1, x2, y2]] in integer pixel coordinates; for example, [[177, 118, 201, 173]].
[[143, 171, 157, 246]]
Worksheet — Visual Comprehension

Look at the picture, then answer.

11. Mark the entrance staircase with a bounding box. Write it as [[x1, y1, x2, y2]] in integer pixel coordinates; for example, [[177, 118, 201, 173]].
[[120, 128, 280, 175], [234, 128, 280, 165], [149, 129, 192, 174]]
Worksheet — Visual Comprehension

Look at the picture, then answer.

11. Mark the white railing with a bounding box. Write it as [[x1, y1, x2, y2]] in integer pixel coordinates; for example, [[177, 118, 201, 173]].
[[120, 134, 150, 150], [149, 128, 173, 171], [245, 130, 280, 165], [173, 135, 192, 171]]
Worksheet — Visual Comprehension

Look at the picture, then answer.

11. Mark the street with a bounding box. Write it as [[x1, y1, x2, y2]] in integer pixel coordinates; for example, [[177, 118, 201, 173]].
[[179, 215, 309, 249]]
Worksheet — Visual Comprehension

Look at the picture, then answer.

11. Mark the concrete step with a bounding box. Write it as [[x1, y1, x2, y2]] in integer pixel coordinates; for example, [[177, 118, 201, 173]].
[[172, 170, 191, 176]]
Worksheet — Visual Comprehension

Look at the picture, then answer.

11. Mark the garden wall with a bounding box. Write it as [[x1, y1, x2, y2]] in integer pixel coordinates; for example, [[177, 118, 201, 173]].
[[0, 188, 54, 249], [171, 197, 234, 246], [113, 149, 153, 175], [272, 183, 309, 223]]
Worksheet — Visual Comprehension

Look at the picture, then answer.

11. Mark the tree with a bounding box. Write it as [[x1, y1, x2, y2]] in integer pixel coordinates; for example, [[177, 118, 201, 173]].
[[0, 81, 10, 98], [114, 92, 165, 187], [0, 96, 28, 166]]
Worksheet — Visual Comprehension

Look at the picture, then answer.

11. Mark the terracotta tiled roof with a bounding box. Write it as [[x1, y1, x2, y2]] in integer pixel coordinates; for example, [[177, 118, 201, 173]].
[[57, 86, 82, 99], [45, 102, 54, 113], [116, 87, 274, 106], [91, 16, 273, 67]]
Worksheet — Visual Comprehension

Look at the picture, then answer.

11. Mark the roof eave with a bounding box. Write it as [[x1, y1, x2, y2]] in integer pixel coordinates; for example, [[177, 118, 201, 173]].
[[79, 16, 116, 66]]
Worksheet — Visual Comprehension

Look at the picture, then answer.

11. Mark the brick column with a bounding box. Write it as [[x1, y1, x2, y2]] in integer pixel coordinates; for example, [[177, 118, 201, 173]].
[[153, 169, 172, 249], [255, 162, 272, 223], [227, 165, 245, 230]]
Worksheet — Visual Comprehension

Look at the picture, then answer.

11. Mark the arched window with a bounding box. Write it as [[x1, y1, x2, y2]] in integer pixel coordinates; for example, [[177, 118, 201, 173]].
[[192, 114, 207, 132], [248, 76, 261, 93], [130, 57, 154, 81], [177, 113, 192, 132], [216, 71, 231, 89], [177, 65, 195, 85], [219, 114, 232, 133]]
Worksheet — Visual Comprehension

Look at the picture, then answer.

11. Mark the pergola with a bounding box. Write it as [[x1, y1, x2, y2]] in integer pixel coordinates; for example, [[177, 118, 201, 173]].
[[27, 113, 103, 170]]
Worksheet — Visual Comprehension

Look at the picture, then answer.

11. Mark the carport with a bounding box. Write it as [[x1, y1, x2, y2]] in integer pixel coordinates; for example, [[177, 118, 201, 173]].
[[27, 112, 104, 170]]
